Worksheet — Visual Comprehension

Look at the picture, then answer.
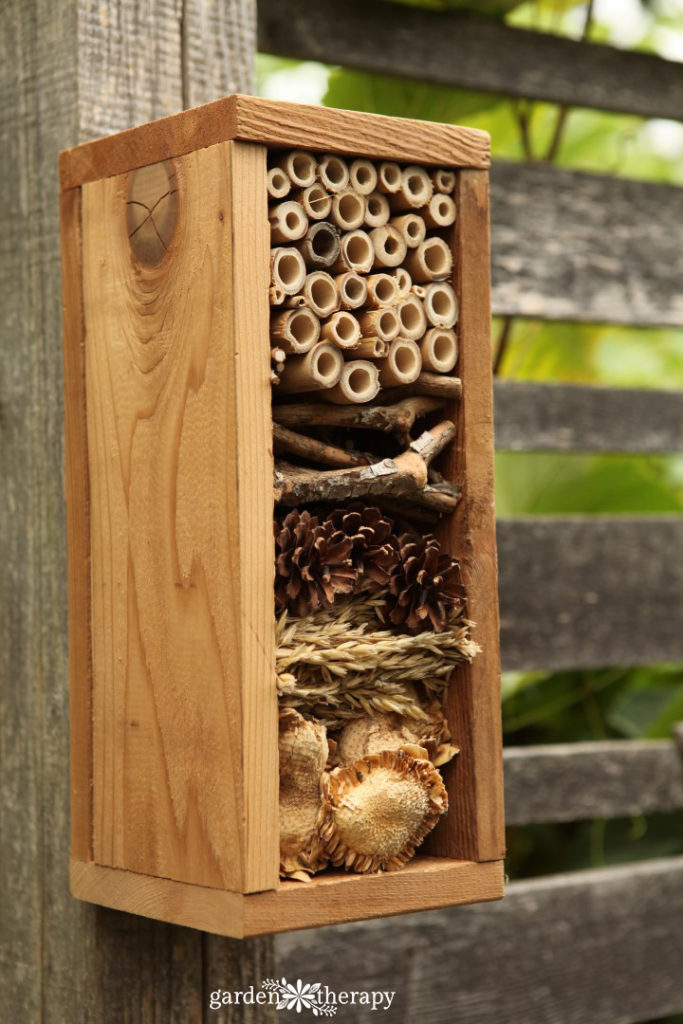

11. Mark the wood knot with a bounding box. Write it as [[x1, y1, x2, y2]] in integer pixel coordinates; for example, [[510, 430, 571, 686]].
[[126, 160, 178, 265]]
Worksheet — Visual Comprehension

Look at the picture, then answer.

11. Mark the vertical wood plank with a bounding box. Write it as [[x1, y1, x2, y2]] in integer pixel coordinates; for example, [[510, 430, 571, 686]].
[[230, 141, 280, 893], [428, 168, 505, 863]]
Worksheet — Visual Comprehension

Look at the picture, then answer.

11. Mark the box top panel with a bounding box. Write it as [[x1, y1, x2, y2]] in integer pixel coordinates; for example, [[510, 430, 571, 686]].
[[59, 94, 490, 192]]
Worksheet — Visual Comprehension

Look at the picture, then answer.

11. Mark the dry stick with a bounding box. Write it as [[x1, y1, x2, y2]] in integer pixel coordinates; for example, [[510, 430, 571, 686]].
[[381, 373, 463, 404], [267, 167, 291, 200], [272, 395, 445, 442], [272, 423, 369, 469], [364, 192, 391, 228], [295, 221, 340, 269], [273, 420, 456, 506], [317, 154, 350, 192], [275, 150, 316, 187], [291, 184, 332, 221]]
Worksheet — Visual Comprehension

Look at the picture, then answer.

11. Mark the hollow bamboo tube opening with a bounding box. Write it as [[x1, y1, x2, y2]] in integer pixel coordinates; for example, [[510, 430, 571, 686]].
[[349, 159, 378, 195], [369, 225, 408, 269], [404, 237, 453, 282], [292, 184, 333, 221], [278, 342, 344, 393], [276, 150, 316, 187], [332, 190, 366, 231], [390, 166, 433, 212], [330, 230, 374, 274], [423, 282, 458, 328], [392, 267, 413, 299], [322, 360, 380, 404], [357, 306, 400, 342], [420, 328, 458, 373], [365, 273, 398, 308], [390, 213, 426, 249], [271, 307, 321, 354], [271, 247, 307, 296], [422, 194, 456, 229], [317, 154, 350, 192], [355, 338, 390, 359], [269, 201, 309, 244], [267, 167, 291, 200], [432, 168, 456, 194], [303, 272, 340, 317], [396, 294, 428, 341], [364, 192, 390, 228], [296, 221, 341, 269], [335, 272, 367, 310], [269, 284, 286, 306], [377, 161, 402, 194], [378, 339, 422, 387], [321, 311, 362, 350], [283, 294, 307, 309]]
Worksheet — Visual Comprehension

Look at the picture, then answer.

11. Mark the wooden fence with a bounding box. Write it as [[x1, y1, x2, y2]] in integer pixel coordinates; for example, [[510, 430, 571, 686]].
[[2, 0, 682, 1020]]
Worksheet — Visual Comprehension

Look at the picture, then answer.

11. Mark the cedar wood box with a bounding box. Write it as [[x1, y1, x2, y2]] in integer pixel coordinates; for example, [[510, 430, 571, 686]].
[[59, 94, 505, 938]]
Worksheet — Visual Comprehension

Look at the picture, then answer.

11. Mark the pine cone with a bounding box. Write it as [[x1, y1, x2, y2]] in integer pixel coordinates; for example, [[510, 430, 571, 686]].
[[275, 510, 357, 617], [326, 505, 400, 591], [385, 534, 465, 634]]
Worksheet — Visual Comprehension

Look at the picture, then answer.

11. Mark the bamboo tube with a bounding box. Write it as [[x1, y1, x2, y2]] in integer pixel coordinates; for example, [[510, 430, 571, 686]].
[[412, 284, 426, 299], [295, 221, 340, 269], [291, 184, 333, 221], [269, 201, 308, 244], [271, 346, 286, 363], [396, 294, 428, 341], [389, 166, 433, 212], [403, 238, 453, 282], [364, 192, 390, 228], [302, 272, 340, 317], [322, 360, 380, 404], [420, 328, 458, 373], [317, 154, 350, 192], [377, 161, 402, 194], [390, 213, 426, 249], [320, 311, 361, 350], [331, 190, 366, 231], [354, 338, 390, 359], [349, 158, 378, 195], [377, 339, 422, 387], [283, 294, 307, 308], [269, 283, 286, 306], [334, 272, 367, 310], [357, 306, 400, 343], [275, 150, 316, 187], [432, 168, 456, 194], [270, 307, 321, 354], [330, 230, 374, 274], [369, 225, 407, 269], [278, 342, 344, 393], [271, 246, 307, 296], [267, 167, 291, 200], [392, 267, 413, 299], [365, 273, 398, 308], [421, 194, 456, 229], [270, 369, 280, 386], [422, 282, 459, 328]]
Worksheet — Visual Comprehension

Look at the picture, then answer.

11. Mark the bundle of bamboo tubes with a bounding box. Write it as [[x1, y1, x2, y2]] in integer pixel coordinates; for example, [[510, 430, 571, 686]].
[[268, 151, 459, 404]]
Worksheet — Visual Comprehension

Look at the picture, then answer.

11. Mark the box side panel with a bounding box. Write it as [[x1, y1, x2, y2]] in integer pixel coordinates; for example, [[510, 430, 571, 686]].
[[82, 143, 246, 890], [61, 187, 93, 863], [229, 141, 279, 892], [427, 168, 506, 862]]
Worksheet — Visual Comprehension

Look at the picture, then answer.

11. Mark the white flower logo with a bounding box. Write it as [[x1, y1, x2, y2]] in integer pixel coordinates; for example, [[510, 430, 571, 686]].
[[262, 978, 336, 1016]]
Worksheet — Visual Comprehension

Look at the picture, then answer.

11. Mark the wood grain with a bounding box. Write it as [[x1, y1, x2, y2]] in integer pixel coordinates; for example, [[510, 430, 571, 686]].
[[505, 740, 683, 825], [275, 857, 683, 1024], [259, 0, 683, 121], [427, 170, 505, 864], [494, 380, 683, 454], [60, 94, 490, 192], [491, 161, 683, 327], [71, 857, 504, 938], [498, 518, 683, 671]]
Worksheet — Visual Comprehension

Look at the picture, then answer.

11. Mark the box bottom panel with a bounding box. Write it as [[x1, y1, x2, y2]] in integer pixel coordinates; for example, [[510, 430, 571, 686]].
[[71, 856, 504, 937]]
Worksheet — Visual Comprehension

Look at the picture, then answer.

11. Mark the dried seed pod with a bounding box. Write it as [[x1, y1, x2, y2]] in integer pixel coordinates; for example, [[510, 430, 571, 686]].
[[349, 158, 378, 195], [279, 708, 329, 878], [317, 154, 350, 192], [364, 192, 391, 228], [385, 533, 465, 634], [274, 508, 357, 617], [334, 703, 458, 769], [319, 749, 448, 873]]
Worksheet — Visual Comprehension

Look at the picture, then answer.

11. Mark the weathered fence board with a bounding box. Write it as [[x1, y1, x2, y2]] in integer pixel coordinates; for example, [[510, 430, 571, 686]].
[[0, 2, 275, 1022], [275, 857, 683, 1024], [494, 380, 683, 454], [490, 162, 683, 326], [497, 518, 683, 671], [504, 740, 683, 825], [258, 0, 683, 122]]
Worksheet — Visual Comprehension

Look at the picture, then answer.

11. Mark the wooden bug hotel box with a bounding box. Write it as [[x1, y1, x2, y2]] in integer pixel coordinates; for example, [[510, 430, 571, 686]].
[[60, 95, 504, 937]]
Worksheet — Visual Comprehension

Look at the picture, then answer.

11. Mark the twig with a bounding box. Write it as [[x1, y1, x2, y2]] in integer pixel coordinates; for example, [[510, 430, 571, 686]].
[[273, 423, 369, 469]]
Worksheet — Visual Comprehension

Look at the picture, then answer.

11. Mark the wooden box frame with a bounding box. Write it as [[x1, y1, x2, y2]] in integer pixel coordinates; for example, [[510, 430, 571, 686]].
[[60, 95, 504, 938]]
